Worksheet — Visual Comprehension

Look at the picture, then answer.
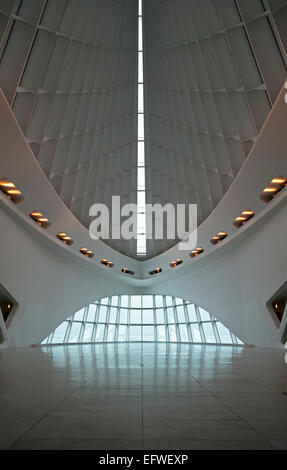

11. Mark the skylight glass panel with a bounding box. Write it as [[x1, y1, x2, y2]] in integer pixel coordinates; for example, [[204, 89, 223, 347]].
[[42, 296, 243, 346], [138, 114, 144, 140], [138, 52, 143, 83], [137, 0, 146, 257], [138, 84, 144, 112]]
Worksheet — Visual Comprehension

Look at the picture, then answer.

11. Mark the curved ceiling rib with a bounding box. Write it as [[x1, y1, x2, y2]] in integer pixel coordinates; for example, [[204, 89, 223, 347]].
[[143, 0, 287, 257], [0, 0, 286, 259]]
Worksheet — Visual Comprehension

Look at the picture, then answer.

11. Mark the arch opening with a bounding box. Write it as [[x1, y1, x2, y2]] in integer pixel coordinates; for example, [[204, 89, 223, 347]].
[[42, 295, 243, 346]]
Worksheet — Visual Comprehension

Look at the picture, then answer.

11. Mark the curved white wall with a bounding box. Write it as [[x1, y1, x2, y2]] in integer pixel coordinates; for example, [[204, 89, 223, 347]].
[[0, 83, 286, 348]]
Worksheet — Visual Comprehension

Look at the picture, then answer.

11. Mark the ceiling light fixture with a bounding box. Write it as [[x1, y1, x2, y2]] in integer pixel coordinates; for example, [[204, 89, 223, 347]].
[[210, 231, 228, 245], [233, 210, 255, 228], [80, 248, 94, 259], [170, 259, 183, 268], [149, 268, 162, 275], [0, 178, 24, 204], [190, 247, 204, 258], [101, 259, 114, 268], [30, 211, 51, 229], [57, 233, 74, 245], [122, 268, 135, 275], [260, 176, 286, 203]]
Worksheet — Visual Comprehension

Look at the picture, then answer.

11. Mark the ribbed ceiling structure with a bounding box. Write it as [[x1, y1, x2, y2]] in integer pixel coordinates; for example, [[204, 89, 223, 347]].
[[0, 0, 286, 259]]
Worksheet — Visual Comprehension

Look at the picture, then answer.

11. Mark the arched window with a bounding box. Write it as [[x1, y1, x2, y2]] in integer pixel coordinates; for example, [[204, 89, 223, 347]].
[[42, 295, 243, 346]]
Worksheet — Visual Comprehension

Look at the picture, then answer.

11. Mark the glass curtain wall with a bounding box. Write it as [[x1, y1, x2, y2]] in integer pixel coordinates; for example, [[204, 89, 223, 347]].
[[42, 295, 243, 346]]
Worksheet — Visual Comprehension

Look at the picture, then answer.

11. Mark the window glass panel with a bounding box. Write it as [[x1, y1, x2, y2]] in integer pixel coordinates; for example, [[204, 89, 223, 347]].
[[101, 297, 109, 305], [202, 323, 216, 343], [165, 296, 173, 307], [42, 295, 242, 346], [157, 325, 166, 341], [217, 322, 233, 343], [130, 325, 142, 341], [98, 305, 108, 322], [187, 304, 197, 322], [119, 308, 128, 323], [118, 325, 127, 341], [121, 295, 129, 308], [155, 295, 164, 308], [166, 307, 174, 323], [190, 324, 202, 342], [109, 307, 117, 323], [142, 309, 154, 324], [176, 305, 185, 322], [82, 323, 94, 343], [156, 309, 164, 324], [107, 325, 115, 341], [130, 309, 142, 324], [68, 322, 82, 343], [143, 325, 154, 341], [95, 324, 105, 342], [73, 308, 85, 321], [111, 296, 118, 306], [51, 322, 68, 344], [199, 307, 210, 321], [131, 295, 142, 308], [142, 295, 153, 308], [179, 324, 188, 342], [86, 304, 97, 322], [169, 324, 177, 341]]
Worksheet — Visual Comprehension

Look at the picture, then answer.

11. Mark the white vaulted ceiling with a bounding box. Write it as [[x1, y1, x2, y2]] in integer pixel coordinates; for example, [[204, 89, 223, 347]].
[[0, 0, 287, 259]]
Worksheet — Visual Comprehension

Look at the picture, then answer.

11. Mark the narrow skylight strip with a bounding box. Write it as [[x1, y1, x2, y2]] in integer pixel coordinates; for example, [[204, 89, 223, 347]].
[[137, 0, 146, 256]]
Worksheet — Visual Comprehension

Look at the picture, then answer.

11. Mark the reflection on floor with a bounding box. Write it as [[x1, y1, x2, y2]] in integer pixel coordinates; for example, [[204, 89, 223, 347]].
[[0, 343, 286, 450]]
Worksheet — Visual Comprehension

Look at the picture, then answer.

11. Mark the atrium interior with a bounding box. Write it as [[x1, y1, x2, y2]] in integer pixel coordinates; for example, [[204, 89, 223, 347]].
[[0, 0, 287, 452]]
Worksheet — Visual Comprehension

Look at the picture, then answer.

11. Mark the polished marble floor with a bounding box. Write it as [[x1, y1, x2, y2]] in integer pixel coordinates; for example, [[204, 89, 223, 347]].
[[0, 343, 286, 450]]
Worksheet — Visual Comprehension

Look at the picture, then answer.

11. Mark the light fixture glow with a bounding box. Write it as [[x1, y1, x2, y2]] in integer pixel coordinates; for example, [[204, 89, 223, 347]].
[[30, 211, 51, 228], [0, 178, 24, 204]]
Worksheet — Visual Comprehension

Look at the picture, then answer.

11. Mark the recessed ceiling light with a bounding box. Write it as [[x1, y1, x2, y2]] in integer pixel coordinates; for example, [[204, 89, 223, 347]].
[[30, 211, 51, 229], [0, 178, 24, 204]]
